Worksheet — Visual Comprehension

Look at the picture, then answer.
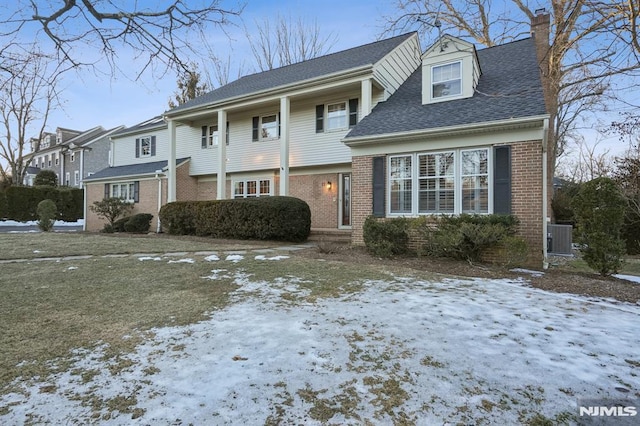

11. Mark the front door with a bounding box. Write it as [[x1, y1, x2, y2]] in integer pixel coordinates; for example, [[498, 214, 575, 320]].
[[339, 173, 351, 228]]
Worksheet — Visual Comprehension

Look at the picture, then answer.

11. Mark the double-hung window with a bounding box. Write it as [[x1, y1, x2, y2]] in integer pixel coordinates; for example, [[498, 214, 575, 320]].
[[327, 102, 347, 130], [140, 137, 152, 157], [389, 148, 491, 215], [432, 62, 462, 99], [111, 182, 136, 202], [233, 179, 272, 198], [316, 99, 359, 132], [252, 115, 279, 141], [203, 125, 218, 147]]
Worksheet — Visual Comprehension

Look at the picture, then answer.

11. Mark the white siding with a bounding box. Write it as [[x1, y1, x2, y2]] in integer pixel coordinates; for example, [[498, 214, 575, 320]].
[[111, 128, 168, 167], [373, 34, 421, 97], [176, 123, 217, 175]]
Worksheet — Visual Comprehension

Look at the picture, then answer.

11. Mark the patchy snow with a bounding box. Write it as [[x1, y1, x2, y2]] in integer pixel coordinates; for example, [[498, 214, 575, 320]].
[[167, 258, 195, 264], [254, 254, 290, 261], [225, 254, 244, 263], [0, 219, 85, 227], [204, 254, 220, 262], [511, 268, 545, 278], [66, 266, 78, 271], [138, 257, 162, 262], [1, 270, 639, 424], [614, 274, 640, 284]]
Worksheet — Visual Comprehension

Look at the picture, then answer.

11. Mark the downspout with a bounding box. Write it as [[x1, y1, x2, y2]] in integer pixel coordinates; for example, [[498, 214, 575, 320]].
[[82, 181, 87, 231], [542, 118, 549, 269], [156, 170, 163, 233]]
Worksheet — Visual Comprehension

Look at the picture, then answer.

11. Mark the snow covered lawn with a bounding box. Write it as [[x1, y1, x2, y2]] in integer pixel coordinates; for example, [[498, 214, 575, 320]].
[[1, 255, 639, 425]]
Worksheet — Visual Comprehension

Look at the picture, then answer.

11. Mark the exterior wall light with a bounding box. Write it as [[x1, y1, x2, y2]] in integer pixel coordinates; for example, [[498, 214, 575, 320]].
[[326, 181, 332, 190]]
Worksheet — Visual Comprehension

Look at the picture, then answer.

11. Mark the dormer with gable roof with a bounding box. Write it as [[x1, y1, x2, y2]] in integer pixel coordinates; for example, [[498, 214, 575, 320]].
[[421, 35, 481, 104]]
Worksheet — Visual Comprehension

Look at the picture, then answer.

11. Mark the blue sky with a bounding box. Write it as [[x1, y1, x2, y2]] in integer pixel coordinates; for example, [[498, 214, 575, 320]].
[[47, 0, 399, 133]]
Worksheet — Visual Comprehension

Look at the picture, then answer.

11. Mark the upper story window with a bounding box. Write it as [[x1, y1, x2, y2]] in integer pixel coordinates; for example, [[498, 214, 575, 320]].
[[54, 153, 59, 166], [252, 114, 279, 142], [202, 125, 219, 148], [135, 136, 156, 158], [432, 62, 462, 99], [316, 99, 359, 133], [70, 152, 75, 162], [389, 147, 490, 216]]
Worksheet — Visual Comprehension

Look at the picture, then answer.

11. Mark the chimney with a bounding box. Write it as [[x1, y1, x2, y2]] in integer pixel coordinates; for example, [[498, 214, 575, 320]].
[[531, 8, 550, 76]]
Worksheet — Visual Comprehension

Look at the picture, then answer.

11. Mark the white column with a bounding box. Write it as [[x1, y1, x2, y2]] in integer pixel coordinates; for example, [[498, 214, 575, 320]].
[[361, 78, 373, 117], [167, 119, 177, 202], [217, 109, 227, 199], [279, 96, 290, 196], [79, 150, 84, 187]]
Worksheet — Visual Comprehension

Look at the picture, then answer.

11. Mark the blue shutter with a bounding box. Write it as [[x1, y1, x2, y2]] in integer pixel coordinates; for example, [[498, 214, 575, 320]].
[[372, 157, 385, 217], [252, 117, 259, 141], [226, 121, 230, 146], [135, 138, 140, 158], [493, 145, 512, 215], [349, 99, 359, 127], [150, 136, 156, 156], [315, 105, 324, 133], [201, 126, 208, 148]]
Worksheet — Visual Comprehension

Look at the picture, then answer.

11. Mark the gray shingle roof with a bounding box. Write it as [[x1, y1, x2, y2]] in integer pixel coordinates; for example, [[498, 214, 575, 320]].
[[167, 33, 416, 114], [345, 37, 547, 139], [110, 116, 166, 138], [84, 158, 189, 181]]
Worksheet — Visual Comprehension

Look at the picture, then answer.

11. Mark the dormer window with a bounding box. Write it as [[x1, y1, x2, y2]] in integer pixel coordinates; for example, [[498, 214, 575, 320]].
[[432, 62, 461, 99]]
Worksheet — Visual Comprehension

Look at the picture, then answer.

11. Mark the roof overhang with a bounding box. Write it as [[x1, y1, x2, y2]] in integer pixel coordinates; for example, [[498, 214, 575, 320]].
[[164, 65, 374, 122], [343, 115, 550, 147]]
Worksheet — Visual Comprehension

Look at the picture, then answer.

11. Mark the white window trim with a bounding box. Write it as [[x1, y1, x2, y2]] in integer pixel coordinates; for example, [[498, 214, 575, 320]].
[[387, 147, 493, 216], [74, 171, 80, 186], [431, 60, 463, 100], [233, 178, 273, 198], [207, 125, 219, 147], [65, 172, 70, 186], [140, 136, 152, 157], [326, 101, 348, 132], [259, 114, 279, 141], [111, 182, 136, 203]]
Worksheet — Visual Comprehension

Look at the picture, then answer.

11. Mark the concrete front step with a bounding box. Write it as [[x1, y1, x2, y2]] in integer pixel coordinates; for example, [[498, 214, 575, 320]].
[[308, 228, 352, 243]]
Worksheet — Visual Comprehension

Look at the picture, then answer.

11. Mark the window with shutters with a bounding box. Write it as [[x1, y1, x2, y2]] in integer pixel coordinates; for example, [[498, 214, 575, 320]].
[[110, 182, 137, 202], [316, 99, 359, 133], [388, 147, 492, 215], [252, 114, 279, 141], [140, 136, 152, 157]]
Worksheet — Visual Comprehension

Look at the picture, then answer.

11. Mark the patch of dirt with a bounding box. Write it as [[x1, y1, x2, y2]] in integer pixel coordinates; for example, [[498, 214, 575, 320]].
[[295, 245, 640, 305]]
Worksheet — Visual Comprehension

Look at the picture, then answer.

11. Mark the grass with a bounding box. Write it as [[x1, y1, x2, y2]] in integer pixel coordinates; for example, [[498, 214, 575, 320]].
[[555, 255, 640, 276], [0, 232, 398, 401]]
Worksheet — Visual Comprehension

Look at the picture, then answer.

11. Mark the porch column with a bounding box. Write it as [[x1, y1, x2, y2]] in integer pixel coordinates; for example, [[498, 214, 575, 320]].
[[167, 119, 177, 202], [279, 96, 290, 195], [217, 109, 227, 199], [361, 78, 373, 117]]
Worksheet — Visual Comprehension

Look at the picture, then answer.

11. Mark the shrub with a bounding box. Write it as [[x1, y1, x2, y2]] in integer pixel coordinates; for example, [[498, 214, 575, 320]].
[[3, 186, 83, 222], [112, 216, 130, 232], [0, 191, 7, 219], [363, 216, 409, 257], [159, 197, 311, 242], [90, 197, 134, 230], [420, 214, 519, 263], [572, 177, 626, 276], [124, 213, 153, 233], [34, 170, 58, 186], [37, 199, 58, 232]]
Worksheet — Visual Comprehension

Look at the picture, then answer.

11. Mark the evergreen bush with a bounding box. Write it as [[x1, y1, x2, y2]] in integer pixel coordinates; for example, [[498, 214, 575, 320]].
[[0, 191, 7, 219], [36, 199, 58, 232], [124, 213, 153, 233], [362, 216, 409, 257], [572, 177, 626, 276], [159, 197, 311, 242], [34, 170, 58, 186]]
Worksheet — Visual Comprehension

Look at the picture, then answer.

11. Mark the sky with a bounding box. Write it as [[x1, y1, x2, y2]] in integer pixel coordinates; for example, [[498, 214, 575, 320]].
[[4, 0, 635, 162], [1, 252, 639, 423], [45, 0, 399, 133]]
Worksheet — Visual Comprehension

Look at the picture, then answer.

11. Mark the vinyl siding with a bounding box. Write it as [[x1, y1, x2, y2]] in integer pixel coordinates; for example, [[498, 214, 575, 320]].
[[111, 128, 167, 167], [373, 34, 421, 98]]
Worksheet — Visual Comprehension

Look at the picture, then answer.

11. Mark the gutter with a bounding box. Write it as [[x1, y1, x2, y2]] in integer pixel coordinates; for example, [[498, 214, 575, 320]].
[[343, 115, 551, 147]]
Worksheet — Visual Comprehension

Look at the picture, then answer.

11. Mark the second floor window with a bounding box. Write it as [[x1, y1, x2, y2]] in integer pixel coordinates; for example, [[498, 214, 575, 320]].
[[252, 114, 279, 141], [135, 136, 156, 158], [432, 62, 461, 99]]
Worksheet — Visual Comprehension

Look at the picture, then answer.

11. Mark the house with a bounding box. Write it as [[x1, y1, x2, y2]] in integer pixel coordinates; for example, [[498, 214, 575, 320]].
[[25, 125, 123, 187], [85, 13, 551, 264]]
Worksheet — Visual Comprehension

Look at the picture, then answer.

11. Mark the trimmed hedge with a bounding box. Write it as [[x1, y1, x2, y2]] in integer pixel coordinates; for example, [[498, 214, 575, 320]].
[[3, 186, 83, 222], [0, 191, 7, 219], [363, 216, 409, 257], [124, 213, 153, 234], [159, 196, 311, 243]]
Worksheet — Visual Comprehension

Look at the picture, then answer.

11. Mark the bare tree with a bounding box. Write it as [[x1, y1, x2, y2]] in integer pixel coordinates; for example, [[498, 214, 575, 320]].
[[168, 64, 211, 109], [0, 1, 242, 79], [246, 15, 338, 71], [556, 137, 613, 183], [0, 52, 66, 186], [383, 0, 640, 179]]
